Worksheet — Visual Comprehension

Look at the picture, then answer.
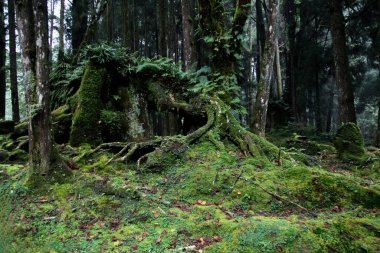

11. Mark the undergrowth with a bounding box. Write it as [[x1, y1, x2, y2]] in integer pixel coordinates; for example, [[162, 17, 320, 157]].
[[0, 137, 379, 252]]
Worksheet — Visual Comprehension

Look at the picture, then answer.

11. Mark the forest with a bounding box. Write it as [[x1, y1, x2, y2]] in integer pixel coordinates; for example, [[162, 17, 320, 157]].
[[0, 0, 379, 252]]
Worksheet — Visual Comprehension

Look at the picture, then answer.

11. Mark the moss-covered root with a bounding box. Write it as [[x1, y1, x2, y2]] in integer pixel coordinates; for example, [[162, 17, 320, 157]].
[[333, 123, 366, 162], [135, 98, 282, 170], [69, 61, 108, 147], [209, 98, 281, 161]]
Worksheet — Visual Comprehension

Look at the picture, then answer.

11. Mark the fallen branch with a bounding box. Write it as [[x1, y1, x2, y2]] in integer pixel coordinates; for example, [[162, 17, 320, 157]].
[[242, 177, 317, 217]]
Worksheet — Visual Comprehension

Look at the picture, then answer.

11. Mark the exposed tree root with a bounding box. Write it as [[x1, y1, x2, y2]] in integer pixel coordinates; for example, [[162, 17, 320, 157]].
[[76, 97, 283, 171], [74, 142, 127, 162]]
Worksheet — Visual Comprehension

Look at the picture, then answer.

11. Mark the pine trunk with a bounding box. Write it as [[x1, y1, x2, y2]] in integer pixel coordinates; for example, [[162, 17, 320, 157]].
[[8, 0, 20, 122], [330, 0, 357, 124], [181, 0, 196, 70]]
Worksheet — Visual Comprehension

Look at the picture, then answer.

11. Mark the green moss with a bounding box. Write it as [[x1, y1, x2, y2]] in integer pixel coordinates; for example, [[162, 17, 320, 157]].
[[100, 110, 126, 142], [333, 123, 366, 162], [69, 61, 108, 147]]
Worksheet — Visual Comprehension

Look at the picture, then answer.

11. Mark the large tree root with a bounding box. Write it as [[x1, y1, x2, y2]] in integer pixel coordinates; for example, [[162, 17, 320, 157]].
[[76, 97, 283, 171]]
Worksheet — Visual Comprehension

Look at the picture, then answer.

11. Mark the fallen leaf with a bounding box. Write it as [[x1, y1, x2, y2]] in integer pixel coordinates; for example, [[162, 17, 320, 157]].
[[197, 199, 206, 205], [156, 236, 162, 245], [154, 212, 159, 219]]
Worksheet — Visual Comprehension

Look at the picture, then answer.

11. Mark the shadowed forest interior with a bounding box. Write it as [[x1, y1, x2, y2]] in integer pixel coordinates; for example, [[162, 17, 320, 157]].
[[0, 0, 379, 252]]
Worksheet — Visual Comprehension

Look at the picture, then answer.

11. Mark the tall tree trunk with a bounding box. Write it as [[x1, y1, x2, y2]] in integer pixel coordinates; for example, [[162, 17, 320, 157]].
[[275, 38, 282, 98], [49, 0, 55, 64], [57, 0, 65, 63], [315, 69, 322, 132], [256, 0, 266, 83], [72, 0, 88, 52], [0, 0, 6, 119], [158, 0, 167, 57], [330, 0, 357, 124], [284, 0, 296, 120], [251, 0, 278, 136], [122, 0, 129, 47], [32, 0, 54, 177], [8, 0, 20, 122], [106, 0, 113, 42], [17, 0, 68, 183], [326, 82, 335, 132]]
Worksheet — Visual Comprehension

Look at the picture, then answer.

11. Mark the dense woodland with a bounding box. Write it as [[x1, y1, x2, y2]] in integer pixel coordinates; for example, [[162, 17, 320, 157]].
[[0, 0, 379, 252]]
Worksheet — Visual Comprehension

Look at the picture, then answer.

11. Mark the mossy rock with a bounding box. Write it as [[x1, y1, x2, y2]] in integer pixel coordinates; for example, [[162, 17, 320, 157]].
[[286, 135, 335, 156], [333, 123, 366, 162], [69, 61, 108, 147]]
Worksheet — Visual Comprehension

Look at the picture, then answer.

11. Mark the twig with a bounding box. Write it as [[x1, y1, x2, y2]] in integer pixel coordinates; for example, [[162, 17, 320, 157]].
[[229, 170, 244, 194]]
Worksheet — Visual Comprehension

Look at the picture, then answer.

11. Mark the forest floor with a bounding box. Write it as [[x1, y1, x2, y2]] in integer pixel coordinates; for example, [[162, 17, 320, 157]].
[[0, 127, 379, 253]]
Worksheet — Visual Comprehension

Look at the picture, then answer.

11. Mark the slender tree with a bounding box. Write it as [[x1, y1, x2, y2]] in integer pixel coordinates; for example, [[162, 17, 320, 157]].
[[121, 0, 129, 47], [8, 0, 20, 122], [255, 0, 265, 83], [158, 0, 167, 57], [57, 0, 65, 63], [0, 0, 6, 119], [251, 0, 279, 136], [330, 0, 357, 124], [284, 0, 296, 120]]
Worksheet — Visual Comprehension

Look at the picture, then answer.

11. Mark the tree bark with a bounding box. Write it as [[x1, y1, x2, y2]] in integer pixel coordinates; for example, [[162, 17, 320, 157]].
[[275, 38, 282, 98], [181, 0, 196, 69], [17, 0, 69, 183], [251, 0, 278, 137], [256, 0, 266, 83], [72, 0, 89, 52], [284, 0, 296, 120], [122, 0, 129, 47], [0, 0, 6, 119], [158, 0, 167, 57], [49, 0, 55, 64], [30, 0, 54, 177], [8, 0, 20, 122], [57, 0, 65, 63], [330, 0, 357, 124]]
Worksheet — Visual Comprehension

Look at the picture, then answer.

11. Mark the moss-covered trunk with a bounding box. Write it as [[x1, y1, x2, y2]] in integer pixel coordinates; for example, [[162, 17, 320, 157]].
[[70, 61, 108, 147]]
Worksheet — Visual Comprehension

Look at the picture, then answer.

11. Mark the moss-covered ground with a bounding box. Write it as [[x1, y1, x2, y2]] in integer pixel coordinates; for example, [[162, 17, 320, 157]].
[[0, 132, 379, 252]]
